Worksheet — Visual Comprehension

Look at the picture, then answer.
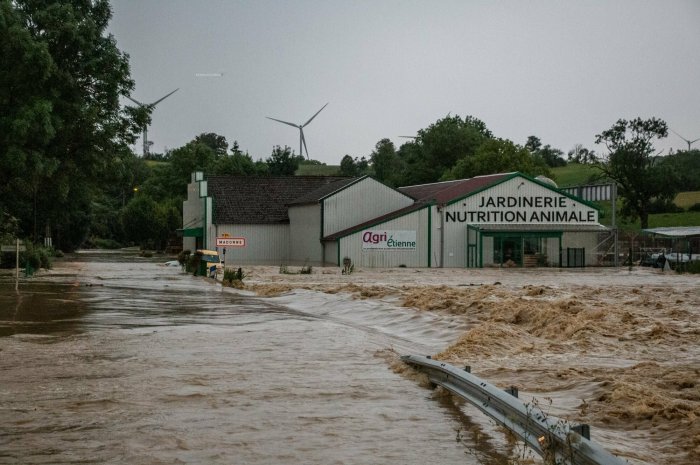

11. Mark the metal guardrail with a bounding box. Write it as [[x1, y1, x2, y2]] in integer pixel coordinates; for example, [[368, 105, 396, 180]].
[[402, 355, 627, 465]]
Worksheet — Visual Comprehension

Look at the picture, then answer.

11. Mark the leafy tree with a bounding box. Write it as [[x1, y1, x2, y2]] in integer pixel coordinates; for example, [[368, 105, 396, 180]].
[[0, 0, 138, 250], [567, 144, 597, 164], [369, 138, 403, 186], [657, 149, 700, 192], [0, 210, 19, 244], [213, 141, 267, 176], [339, 155, 358, 176], [402, 115, 492, 184], [525, 136, 565, 167], [266, 145, 304, 176], [446, 138, 551, 180], [595, 117, 677, 228], [194, 132, 228, 157], [339, 155, 370, 177], [121, 195, 163, 249]]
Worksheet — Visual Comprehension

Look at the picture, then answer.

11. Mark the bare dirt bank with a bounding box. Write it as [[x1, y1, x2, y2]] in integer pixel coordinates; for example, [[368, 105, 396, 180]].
[[238, 265, 700, 465]]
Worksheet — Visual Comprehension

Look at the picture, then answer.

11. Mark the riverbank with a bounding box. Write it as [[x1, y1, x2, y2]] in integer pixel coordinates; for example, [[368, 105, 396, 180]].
[[233, 264, 699, 465]]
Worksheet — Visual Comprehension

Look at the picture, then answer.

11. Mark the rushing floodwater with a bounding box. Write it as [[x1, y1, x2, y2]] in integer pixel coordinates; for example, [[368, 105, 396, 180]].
[[0, 254, 508, 464]]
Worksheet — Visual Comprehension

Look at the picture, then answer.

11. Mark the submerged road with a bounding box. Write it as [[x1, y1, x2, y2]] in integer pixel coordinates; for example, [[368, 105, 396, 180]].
[[0, 254, 506, 464]]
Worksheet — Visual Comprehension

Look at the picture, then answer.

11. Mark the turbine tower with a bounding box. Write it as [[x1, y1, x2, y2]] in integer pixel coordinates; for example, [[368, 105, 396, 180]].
[[266, 103, 328, 159], [671, 129, 700, 151], [127, 88, 179, 157]]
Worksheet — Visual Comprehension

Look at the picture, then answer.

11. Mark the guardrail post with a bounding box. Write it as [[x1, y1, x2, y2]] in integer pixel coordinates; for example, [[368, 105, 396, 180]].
[[572, 424, 590, 440], [464, 365, 471, 373], [504, 386, 518, 398]]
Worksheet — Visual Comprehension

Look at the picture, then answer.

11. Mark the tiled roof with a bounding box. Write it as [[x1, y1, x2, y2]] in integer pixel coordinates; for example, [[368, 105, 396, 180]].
[[207, 176, 352, 224], [399, 173, 512, 204], [288, 177, 361, 205]]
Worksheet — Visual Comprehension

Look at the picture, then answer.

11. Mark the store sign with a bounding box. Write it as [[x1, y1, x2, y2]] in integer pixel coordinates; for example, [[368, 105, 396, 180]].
[[362, 230, 416, 249], [446, 194, 596, 224], [216, 237, 246, 247]]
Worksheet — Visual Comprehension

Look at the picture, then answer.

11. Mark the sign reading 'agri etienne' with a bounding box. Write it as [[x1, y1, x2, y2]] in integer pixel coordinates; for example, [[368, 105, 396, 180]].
[[362, 230, 416, 250]]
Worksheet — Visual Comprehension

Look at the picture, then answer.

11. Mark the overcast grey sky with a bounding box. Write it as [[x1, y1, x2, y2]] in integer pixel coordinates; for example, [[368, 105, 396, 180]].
[[109, 0, 700, 164]]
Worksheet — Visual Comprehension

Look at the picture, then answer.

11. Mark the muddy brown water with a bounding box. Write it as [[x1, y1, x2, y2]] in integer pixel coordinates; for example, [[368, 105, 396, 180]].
[[0, 253, 506, 464]]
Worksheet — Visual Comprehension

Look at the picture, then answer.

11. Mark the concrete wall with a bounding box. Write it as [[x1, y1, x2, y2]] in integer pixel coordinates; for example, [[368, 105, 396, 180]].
[[562, 231, 598, 267]]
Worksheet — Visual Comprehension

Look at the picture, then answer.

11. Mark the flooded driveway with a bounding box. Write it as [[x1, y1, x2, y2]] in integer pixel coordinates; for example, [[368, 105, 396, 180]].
[[0, 255, 500, 464]]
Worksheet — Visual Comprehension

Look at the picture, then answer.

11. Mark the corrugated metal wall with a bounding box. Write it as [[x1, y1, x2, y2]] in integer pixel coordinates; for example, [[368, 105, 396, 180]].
[[323, 178, 413, 237], [441, 211, 468, 267], [338, 206, 430, 268], [289, 204, 323, 265], [215, 224, 289, 265]]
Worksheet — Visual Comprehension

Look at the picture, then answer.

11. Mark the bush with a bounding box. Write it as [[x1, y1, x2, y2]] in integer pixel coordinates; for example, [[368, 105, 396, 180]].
[[20, 243, 53, 271], [93, 238, 122, 249], [223, 267, 247, 288], [188, 251, 202, 275], [178, 250, 191, 266], [678, 260, 700, 274]]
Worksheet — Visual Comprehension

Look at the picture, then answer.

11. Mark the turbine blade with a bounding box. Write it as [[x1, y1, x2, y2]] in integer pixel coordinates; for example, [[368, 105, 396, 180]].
[[126, 96, 144, 106], [302, 102, 329, 127], [151, 88, 179, 106], [300, 129, 309, 159], [266, 117, 300, 128], [670, 129, 690, 143]]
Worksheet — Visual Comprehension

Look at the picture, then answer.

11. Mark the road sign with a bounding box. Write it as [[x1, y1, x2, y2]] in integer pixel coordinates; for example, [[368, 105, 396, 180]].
[[216, 237, 246, 247], [1, 244, 25, 252]]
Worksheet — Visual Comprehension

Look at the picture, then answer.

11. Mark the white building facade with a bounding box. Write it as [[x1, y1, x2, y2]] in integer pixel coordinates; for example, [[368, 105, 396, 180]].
[[183, 171, 608, 268]]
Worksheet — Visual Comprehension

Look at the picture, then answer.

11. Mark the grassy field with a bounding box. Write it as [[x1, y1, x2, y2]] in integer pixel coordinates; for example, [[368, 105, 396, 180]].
[[674, 191, 700, 209], [550, 163, 602, 187], [592, 200, 700, 231]]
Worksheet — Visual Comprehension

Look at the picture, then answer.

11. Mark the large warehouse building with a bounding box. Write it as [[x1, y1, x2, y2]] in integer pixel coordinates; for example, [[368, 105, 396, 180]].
[[182, 171, 608, 268]]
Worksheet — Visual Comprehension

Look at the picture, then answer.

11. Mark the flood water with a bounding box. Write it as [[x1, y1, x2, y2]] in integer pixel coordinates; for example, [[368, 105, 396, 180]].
[[0, 254, 504, 464]]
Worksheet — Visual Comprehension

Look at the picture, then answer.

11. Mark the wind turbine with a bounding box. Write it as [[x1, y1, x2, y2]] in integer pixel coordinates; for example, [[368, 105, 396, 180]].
[[670, 129, 700, 151], [127, 88, 179, 157], [266, 103, 328, 159]]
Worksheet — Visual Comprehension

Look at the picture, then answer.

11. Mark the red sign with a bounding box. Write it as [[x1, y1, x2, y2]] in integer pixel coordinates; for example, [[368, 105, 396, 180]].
[[216, 237, 246, 247]]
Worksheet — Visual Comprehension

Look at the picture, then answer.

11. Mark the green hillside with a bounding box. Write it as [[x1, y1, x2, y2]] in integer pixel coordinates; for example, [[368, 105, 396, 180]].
[[551, 163, 602, 187]]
